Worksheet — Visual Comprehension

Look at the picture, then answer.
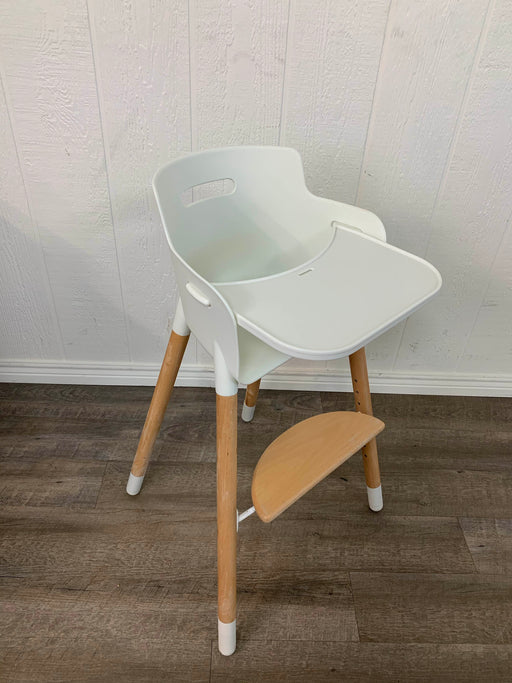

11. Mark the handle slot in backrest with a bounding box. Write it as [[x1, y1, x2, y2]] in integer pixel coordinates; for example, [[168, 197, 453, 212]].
[[181, 178, 236, 207]]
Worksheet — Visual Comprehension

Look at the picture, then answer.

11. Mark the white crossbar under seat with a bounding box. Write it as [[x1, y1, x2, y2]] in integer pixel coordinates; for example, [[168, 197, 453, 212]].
[[131, 146, 442, 657]]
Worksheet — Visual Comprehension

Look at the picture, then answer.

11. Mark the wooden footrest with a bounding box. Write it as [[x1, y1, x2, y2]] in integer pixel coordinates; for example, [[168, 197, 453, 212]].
[[251, 411, 385, 522]]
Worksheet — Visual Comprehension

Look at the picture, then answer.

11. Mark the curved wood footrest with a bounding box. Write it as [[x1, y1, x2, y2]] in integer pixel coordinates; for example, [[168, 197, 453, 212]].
[[252, 411, 385, 522]]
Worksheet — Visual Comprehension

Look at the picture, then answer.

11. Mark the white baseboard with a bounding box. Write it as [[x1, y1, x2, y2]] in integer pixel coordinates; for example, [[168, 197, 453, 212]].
[[0, 360, 511, 396]]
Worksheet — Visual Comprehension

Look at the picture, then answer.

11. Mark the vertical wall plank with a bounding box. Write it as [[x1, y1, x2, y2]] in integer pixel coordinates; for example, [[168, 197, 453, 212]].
[[0, 75, 62, 360], [458, 221, 512, 374], [281, 0, 390, 203], [190, 0, 289, 149], [395, 0, 512, 372], [357, 0, 489, 255], [0, 0, 128, 362], [355, 0, 489, 371], [88, 0, 193, 364]]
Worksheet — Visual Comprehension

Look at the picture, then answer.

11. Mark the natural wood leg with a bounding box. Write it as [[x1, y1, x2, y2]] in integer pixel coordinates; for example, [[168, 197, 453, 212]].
[[242, 378, 261, 422], [216, 392, 238, 655], [126, 330, 189, 495], [348, 347, 383, 511]]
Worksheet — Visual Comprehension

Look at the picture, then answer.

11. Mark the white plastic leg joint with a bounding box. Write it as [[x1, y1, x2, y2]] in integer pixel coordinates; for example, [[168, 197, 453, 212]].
[[126, 473, 144, 496], [241, 402, 256, 422], [367, 484, 383, 512], [218, 618, 236, 656], [214, 344, 238, 397], [172, 298, 190, 336]]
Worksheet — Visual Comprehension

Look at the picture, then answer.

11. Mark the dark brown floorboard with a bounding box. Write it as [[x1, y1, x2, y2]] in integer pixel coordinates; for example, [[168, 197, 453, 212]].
[[350, 571, 512, 644], [460, 518, 512, 575], [0, 458, 106, 509], [0, 383, 511, 681], [1, 580, 212, 682], [210, 641, 512, 682]]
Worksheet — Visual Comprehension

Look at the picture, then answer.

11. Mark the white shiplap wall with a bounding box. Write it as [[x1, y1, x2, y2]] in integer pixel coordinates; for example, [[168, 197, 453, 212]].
[[0, 0, 511, 395]]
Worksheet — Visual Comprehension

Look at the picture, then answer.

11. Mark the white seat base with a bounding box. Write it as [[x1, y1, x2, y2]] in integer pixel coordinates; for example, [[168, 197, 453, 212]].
[[237, 326, 289, 385]]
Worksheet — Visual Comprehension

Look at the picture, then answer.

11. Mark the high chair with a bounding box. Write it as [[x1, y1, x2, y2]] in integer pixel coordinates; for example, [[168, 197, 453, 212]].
[[126, 146, 442, 655]]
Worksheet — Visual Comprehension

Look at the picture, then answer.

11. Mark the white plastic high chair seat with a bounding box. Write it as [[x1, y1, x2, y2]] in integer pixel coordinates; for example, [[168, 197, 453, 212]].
[[152, 145, 441, 383]]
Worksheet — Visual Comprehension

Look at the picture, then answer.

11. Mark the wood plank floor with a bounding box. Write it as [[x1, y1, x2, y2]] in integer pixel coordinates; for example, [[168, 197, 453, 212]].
[[1, 383, 511, 681]]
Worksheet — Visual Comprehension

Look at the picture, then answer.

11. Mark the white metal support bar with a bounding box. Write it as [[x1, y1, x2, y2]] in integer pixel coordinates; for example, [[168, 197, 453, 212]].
[[236, 506, 256, 531]]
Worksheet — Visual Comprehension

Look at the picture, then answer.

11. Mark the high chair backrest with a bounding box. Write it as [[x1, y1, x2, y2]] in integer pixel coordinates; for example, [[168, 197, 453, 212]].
[[153, 146, 333, 283]]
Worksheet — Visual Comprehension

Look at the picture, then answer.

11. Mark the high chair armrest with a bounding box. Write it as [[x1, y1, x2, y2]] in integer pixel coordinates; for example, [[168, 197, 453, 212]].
[[312, 196, 387, 242]]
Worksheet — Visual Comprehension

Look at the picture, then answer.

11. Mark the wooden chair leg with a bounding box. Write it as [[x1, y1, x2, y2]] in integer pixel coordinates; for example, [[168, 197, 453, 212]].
[[348, 347, 383, 512], [126, 329, 189, 495], [216, 391, 238, 655], [242, 378, 261, 422]]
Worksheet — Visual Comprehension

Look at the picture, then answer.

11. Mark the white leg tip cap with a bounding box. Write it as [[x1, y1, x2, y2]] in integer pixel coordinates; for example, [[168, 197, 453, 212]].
[[367, 484, 383, 512], [241, 402, 256, 422], [218, 619, 236, 656], [126, 473, 144, 496]]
